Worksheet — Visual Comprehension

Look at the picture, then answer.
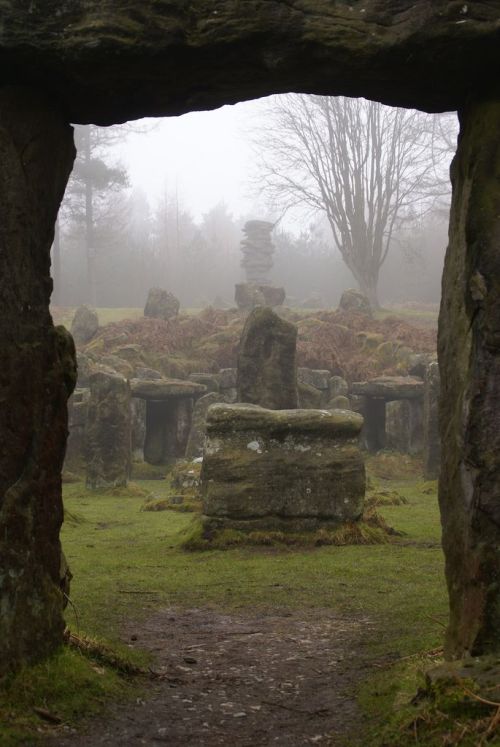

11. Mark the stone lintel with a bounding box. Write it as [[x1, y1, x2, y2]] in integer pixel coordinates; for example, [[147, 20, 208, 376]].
[[130, 377, 206, 400], [351, 376, 424, 400], [206, 403, 363, 438]]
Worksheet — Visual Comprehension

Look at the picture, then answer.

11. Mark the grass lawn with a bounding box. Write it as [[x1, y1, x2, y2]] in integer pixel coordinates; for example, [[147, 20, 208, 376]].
[[3, 465, 474, 746]]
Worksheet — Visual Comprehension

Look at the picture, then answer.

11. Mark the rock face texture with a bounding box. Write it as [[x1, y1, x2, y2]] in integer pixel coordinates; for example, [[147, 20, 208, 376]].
[[186, 392, 224, 459], [0, 88, 76, 674], [144, 287, 180, 321], [424, 362, 441, 480], [84, 372, 132, 489], [70, 304, 99, 345], [438, 101, 500, 657], [1, 0, 500, 673], [202, 404, 365, 530], [237, 307, 298, 410], [338, 289, 372, 316], [0, 3, 499, 124]]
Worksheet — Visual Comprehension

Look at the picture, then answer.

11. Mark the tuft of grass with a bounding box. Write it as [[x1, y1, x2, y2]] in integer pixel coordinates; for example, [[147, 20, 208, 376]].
[[0, 645, 136, 746], [182, 509, 395, 551], [365, 489, 409, 508], [358, 654, 500, 746], [367, 452, 423, 480]]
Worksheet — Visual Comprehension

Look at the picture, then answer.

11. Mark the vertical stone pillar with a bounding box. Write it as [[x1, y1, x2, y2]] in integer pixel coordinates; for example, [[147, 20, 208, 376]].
[[85, 372, 132, 489], [439, 100, 500, 657], [424, 362, 440, 479], [0, 88, 75, 673]]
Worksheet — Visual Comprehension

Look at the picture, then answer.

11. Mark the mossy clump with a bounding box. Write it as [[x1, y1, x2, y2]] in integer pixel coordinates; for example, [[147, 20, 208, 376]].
[[131, 461, 166, 480], [368, 657, 500, 746], [367, 451, 423, 480], [365, 489, 409, 508], [182, 509, 395, 551]]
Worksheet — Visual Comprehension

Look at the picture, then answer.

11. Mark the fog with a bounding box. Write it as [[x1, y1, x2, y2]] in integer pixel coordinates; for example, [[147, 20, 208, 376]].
[[52, 96, 456, 311]]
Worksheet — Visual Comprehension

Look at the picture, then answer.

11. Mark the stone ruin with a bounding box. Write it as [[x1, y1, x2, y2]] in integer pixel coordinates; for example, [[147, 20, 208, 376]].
[[1, 0, 499, 673], [201, 306, 366, 533], [235, 220, 285, 309], [130, 377, 206, 464]]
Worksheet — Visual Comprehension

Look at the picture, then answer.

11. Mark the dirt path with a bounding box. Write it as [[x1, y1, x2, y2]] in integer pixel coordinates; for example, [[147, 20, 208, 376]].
[[51, 608, 373, 746]]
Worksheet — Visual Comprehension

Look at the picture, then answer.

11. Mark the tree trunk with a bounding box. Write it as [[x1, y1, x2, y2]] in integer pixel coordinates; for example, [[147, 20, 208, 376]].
[[0, 87, 76, 675], [439, 99, 500, 658]]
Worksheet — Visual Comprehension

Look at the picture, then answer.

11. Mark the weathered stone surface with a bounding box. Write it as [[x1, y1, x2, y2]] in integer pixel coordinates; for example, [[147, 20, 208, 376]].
[[84, 371, 132, 489], [144, 287, 179, 321], [351, 376, 424, 400], [64, 387, 90, 471], [1, 3, 498, 125], [185, 392, 224, 459], [99, 354, 134, 380], [70, 304, 98, 345], [219, 368, 237, 390], [327, 395, 351, 410], [329, 376, 349, 400], [202, 404, 365, 527], [188, 373, 220, 393], [130, 378, 206, 400], [76, 351, 94, 387], [424, 362, 440, 480], [339, 289, 372, 316], [136, 366, 162, 380], [385, 401, 411, 453], [298, 368, 330, 391], [0, 89, 75, 675], [298, 381, 323, 410], [237, 307, 298, 410], [234, 283, 286, 310], [438, 100, 500, 657]]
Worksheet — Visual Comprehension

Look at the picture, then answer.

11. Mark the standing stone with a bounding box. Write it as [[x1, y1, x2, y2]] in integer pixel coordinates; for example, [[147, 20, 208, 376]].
[[439, 100, 500, 657], [202, 404, 365, 531], [237, 307, 298, 410], [329, 376, 349, 400], [0, 88, 76, 675], [186, 392, 223, 458], [71, 305, 99, 345], [385, 401, 411, 452], [85, 371, 132, 489], [144, 287, 180, 321], [424, 362, 440, 480]]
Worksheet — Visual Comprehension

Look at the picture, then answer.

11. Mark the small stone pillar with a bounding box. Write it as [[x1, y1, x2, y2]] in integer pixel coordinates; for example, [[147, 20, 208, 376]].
[[237, 306, 298, 409], [424, 362, 440, 480], [85, 371, 132, 489], [0, 88, 76, 674]]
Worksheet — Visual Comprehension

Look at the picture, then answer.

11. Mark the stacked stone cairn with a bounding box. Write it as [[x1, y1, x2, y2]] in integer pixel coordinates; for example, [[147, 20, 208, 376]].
[[235, 220, 285, 309]]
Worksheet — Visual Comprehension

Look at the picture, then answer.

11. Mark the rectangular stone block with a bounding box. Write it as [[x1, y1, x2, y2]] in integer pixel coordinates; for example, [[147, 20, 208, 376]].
[[201, 404, 365, 528]]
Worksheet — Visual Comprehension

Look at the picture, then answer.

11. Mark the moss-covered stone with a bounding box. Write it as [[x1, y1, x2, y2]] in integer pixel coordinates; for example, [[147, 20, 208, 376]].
[[0, 88, 75, 675], [237, 306, 298, 409], [202, 404, 365, 526], [84, 371, 132, 489], [438, 99, 500, 658]]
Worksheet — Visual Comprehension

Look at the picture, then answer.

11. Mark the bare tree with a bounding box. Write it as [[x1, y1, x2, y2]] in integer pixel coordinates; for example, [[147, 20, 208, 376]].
[[256, 95, 456, 308]]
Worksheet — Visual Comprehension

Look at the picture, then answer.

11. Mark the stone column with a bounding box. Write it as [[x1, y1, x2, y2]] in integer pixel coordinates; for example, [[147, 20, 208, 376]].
[[364, 399, 386, 452], [0, 87, 76, 674], [423, 362, 440, 479], [85, 372, 132, 489], [439, 99, 500, 658]]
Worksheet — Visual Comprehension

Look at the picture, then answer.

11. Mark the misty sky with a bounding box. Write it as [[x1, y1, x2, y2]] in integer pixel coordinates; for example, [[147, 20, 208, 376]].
[[118, 98, 264, 221]]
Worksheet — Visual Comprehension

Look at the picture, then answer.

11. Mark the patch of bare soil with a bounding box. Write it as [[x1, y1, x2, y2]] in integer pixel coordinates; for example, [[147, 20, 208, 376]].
[[51, 608, 373, 746]]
